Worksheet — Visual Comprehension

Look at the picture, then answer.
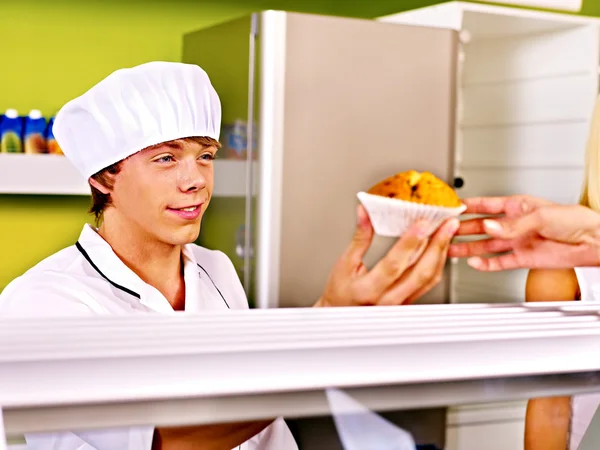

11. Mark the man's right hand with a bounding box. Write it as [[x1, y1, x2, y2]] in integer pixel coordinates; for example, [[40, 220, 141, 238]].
[[316, 204, 459, 307], [449, 195, 600, 270]]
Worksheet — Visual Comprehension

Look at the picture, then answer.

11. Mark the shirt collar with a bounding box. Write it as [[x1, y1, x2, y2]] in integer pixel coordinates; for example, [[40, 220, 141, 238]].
[[76, 224, 199, 313]]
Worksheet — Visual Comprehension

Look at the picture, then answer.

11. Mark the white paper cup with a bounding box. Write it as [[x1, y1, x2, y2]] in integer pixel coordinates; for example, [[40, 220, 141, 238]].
[[357, 191, 467, 238]]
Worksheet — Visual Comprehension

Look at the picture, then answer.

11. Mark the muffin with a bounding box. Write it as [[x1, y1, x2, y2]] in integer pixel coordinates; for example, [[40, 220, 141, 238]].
[[357, 170, 466, 237]]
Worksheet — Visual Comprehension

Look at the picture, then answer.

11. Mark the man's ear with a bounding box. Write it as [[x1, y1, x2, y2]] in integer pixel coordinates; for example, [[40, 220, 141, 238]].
[[89, 177, 111, 195]]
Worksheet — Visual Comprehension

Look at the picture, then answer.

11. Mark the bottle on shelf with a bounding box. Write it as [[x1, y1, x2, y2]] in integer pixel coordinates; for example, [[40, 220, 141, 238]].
[[0, 109, 23, 154], [24, 109, 47, 154], [46, 117, 63, 155], [221, 119, 258, 160]]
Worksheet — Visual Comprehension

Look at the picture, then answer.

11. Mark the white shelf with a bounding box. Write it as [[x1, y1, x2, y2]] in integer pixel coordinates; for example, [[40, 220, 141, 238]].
[[214, 158, 258, 198], [3, 303, 600, 436], [0, 153, 89, 195], [0, 153, 256, 197]]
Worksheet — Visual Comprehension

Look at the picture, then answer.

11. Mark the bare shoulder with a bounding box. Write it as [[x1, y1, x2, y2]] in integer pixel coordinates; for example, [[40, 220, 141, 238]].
[[525, 268, 579, 302]]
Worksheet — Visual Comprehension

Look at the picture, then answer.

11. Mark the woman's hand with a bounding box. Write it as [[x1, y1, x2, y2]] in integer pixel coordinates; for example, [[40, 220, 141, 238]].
[[315, 205, 459, 307], [449, 195, 600, 270]]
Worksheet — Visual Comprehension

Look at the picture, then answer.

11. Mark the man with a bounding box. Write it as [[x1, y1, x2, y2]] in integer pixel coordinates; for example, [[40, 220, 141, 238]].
[[449, 194, 600, 269], [0, 61, 458, 449]]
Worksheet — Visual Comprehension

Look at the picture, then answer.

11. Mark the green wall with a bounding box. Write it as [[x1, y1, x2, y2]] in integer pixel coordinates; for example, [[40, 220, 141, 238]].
[[2, 0, 599, 291]]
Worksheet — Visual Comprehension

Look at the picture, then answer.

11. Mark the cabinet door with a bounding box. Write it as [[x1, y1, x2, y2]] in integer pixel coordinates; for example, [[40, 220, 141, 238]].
[[454, 23, 599, 304], [257, 11, 460, 309]]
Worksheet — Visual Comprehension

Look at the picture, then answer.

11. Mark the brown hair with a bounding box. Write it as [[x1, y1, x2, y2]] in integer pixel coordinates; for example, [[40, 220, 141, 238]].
[[89, 136, 220, 224]]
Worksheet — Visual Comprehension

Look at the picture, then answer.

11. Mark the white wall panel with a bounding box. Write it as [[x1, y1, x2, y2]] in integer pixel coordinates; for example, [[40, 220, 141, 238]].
[[446, 417, 525, 450], [454, 261, 529, 303], [460, 122, 588, 168], [457, 167, 584, 204], [462, 74, 597, 127], [463, 26, 598, 84], [446, 401, 526, 450]]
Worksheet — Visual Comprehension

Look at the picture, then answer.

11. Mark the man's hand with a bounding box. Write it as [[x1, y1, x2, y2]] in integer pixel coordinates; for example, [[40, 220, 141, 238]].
[[448, 195, 600, 270], [153, 420, 274, 450], [315, 204, 459, 307]]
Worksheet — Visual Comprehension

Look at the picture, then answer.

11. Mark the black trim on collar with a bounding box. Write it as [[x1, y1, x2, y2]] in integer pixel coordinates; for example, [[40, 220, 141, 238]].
[[75, 241, 141, 299], [197, 263, 231, 309]]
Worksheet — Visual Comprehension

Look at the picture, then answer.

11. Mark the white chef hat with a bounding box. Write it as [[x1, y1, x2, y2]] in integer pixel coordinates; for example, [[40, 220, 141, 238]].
[[53, 61, 222, 180]]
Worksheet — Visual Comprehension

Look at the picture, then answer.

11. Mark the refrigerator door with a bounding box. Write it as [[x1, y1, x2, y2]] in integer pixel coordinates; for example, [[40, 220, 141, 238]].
[[257, 11, 459, 309], [182, 16, 260, 305]]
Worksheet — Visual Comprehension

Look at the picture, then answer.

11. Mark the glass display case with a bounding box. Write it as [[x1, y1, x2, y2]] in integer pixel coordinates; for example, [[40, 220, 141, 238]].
[[3, 301, 600, 449]]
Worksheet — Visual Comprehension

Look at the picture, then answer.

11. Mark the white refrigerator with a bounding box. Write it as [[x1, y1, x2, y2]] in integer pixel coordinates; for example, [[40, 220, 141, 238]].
[[183, 11, 459, 449]]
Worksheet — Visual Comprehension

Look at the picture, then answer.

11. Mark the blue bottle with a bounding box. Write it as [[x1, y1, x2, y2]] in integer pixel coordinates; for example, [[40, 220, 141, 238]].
[[0, 109, 23, 153]]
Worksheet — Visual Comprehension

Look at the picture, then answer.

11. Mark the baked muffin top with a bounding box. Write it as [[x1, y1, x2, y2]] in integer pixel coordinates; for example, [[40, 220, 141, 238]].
[[367, 170, 462, 208]]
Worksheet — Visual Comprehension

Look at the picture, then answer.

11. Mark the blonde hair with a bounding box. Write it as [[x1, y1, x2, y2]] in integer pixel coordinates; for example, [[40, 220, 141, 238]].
[[580, 95, 600, 212]]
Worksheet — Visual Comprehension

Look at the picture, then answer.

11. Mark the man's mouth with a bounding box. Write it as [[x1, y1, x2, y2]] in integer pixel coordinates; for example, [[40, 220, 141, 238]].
[[167, 203, 204, 220], [169, 204, 202, 211]]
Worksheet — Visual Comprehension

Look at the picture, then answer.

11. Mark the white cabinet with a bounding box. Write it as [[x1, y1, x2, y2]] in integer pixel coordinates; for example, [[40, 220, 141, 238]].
[[475, 0, 582, 11], [379, 4, 600, 447], [379, 1, 600, 304]]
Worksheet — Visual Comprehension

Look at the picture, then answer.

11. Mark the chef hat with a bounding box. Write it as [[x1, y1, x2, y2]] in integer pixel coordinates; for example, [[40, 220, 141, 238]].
[[53, 61, 222, 180]]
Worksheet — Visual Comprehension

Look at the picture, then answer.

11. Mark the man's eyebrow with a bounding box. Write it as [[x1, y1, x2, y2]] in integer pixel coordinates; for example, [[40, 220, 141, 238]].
[[162, 141, 184, 150], [145, 141, 183, 152]]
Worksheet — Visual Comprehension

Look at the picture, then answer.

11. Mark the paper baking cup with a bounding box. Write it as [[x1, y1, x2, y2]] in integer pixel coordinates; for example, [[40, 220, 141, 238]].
[[357, 191, 467, 238]]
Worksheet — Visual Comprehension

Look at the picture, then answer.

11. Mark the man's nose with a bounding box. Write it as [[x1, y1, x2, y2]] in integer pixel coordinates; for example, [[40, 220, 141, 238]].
[[178, 159, 207, 192]]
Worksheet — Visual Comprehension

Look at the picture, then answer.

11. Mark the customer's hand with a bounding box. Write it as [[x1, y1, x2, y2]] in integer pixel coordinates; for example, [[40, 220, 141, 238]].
[[448, 195, 600, 270], [315, 205, 459, 307]]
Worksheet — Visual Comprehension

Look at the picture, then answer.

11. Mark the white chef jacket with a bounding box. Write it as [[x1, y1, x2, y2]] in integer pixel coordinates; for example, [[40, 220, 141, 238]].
[[0, 224, 298, 450]]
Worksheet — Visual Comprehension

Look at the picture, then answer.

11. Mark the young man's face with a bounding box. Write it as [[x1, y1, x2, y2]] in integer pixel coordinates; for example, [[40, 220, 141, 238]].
[[107, 138, 216, 246]]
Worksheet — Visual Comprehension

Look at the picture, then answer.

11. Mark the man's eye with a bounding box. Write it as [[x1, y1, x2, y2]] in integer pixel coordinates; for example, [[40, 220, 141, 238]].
[[156, 155, 174, 163], [200, 153, 216, 161]]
